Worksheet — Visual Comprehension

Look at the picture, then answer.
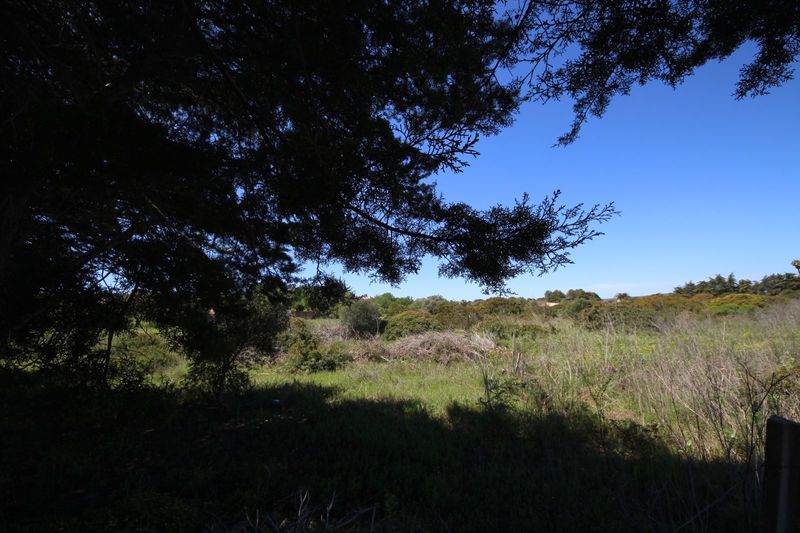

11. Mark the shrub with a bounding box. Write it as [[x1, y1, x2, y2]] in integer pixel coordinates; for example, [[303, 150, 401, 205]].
[[105, 328, 184, 388], [431, 301, 481, 330], [285, 341, 352, 373], [340, 300, 382, 335], [114, 329, 182, 372], [708, 293, 768, 315], [474, 317, 546, 345], [383, 310, 438, 340], [563, 297, 593, 319], [473, 297, 530, 316], [371, 293, 414, 317], [544, 289, 566, 303], [565, 289, 601, 301], [165, 291, 287, 399], [280, 319, 352, 372], [409, 295, 448, 314], [582, 300, 658, 331]]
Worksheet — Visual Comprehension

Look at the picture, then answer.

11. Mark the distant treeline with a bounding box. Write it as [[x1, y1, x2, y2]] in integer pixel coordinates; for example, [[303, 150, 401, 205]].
[[284, 264, 800, 343], [673, 272, 800, 297]]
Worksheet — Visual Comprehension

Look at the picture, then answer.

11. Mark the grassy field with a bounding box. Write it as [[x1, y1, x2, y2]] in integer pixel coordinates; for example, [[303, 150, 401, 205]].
[[2, 301, 799, 531]]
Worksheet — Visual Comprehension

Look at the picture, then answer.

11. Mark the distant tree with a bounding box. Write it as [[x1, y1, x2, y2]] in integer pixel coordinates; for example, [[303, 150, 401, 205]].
[[544, 290, 566, 303], [340, 300, 382, 336], [474, 297, 529, 316], [737, 279, 754, 293], [565, 289, 601, 301], [411, 296, 449, 315], [753, 273, 800, 296], [614, 293, 631, 301], [792, 259, 800, 275], [676, 274, 738, 296], [371, 293, 414, 318], [674, 281, 697, 297]]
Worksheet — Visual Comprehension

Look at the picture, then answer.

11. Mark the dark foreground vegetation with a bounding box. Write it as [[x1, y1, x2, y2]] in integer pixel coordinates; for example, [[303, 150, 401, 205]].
[[3, 288, 799, 531], [0, 372, 747, 532]]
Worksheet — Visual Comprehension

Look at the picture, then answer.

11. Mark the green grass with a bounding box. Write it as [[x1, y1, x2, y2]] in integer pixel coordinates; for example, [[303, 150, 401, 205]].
[[254, 360, 485, 417], [3, 301, 799, 531]]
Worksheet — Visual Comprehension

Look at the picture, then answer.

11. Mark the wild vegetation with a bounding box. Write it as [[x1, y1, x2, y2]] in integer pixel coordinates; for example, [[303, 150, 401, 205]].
[[5, 1, 800, 530], [4, 268, 799, 531]]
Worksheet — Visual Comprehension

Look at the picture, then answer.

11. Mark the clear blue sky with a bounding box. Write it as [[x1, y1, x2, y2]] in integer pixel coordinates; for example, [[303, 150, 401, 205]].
[[331, 45, 800, 300]]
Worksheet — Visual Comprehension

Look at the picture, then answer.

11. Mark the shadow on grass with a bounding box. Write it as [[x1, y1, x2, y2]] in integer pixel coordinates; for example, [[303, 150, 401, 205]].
[[1, 369, 751, 532]]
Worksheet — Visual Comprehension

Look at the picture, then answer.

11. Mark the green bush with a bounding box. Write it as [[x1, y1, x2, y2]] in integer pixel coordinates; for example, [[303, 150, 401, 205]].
[[340, 300, 382, 335], [475, 318, 545, 342], [708, 293, 768, 315], [430, 301, 481, 330], [371, 293, 414, 317], [565, 289, 601, 301], [563, 297, 593, 319], [162, 290, 288, 398], [281, 319, 351, 372], [473, 297, 530, 316], [280, 318, 321, 355], [113, 329, 181, 372], [285, 340, 352, 373], [409, 295, 448, 314], [384, 310, 438, 340], [105, 329, 185, 388], [581, 301, 657, 331]]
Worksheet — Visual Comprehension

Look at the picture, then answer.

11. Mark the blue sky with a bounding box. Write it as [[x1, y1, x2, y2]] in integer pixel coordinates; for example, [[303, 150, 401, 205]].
[[333, 46, 800, 300]]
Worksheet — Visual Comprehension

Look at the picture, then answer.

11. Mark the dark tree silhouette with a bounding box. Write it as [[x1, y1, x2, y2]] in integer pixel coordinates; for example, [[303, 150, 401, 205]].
[[1, 1, 613, 376], [2, 0, 796, 383], [513, 0, 800, 143]]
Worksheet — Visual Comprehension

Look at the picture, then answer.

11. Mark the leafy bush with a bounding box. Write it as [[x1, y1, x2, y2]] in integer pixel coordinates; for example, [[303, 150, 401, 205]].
[[430, 301, 481, 330], [409, 295, 448, 314], [473, 297, 530, 316], [708, 294, 767, 315], [184, 359, 251, 396], [113, 329, 182, 372], [103, 328, 186, 388], [285, 341, 352, 373], [565, 289, 601, 301], [280, 319, 351, 372], [384, 310, 438, 340], [340, 300, 382, 335], [544, 289, 566, 302], [280, 318, 321, 355], [371, 293, 414, 317], [165, 291, 288, 398], [563, 297, 593, 319], [578, 301, 656, 331], [289, 276, 351, 316]]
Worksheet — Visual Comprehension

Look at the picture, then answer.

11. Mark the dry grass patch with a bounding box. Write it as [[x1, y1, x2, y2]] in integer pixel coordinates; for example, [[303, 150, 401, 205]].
[[386, 331, 497, 364]]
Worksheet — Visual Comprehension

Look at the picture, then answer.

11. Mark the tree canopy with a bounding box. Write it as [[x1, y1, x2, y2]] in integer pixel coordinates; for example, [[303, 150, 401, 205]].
[[3, 0, 797, 385]]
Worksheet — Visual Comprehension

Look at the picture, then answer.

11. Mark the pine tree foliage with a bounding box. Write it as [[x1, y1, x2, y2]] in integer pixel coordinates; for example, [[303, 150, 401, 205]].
[[2, 0, 796, 385]]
